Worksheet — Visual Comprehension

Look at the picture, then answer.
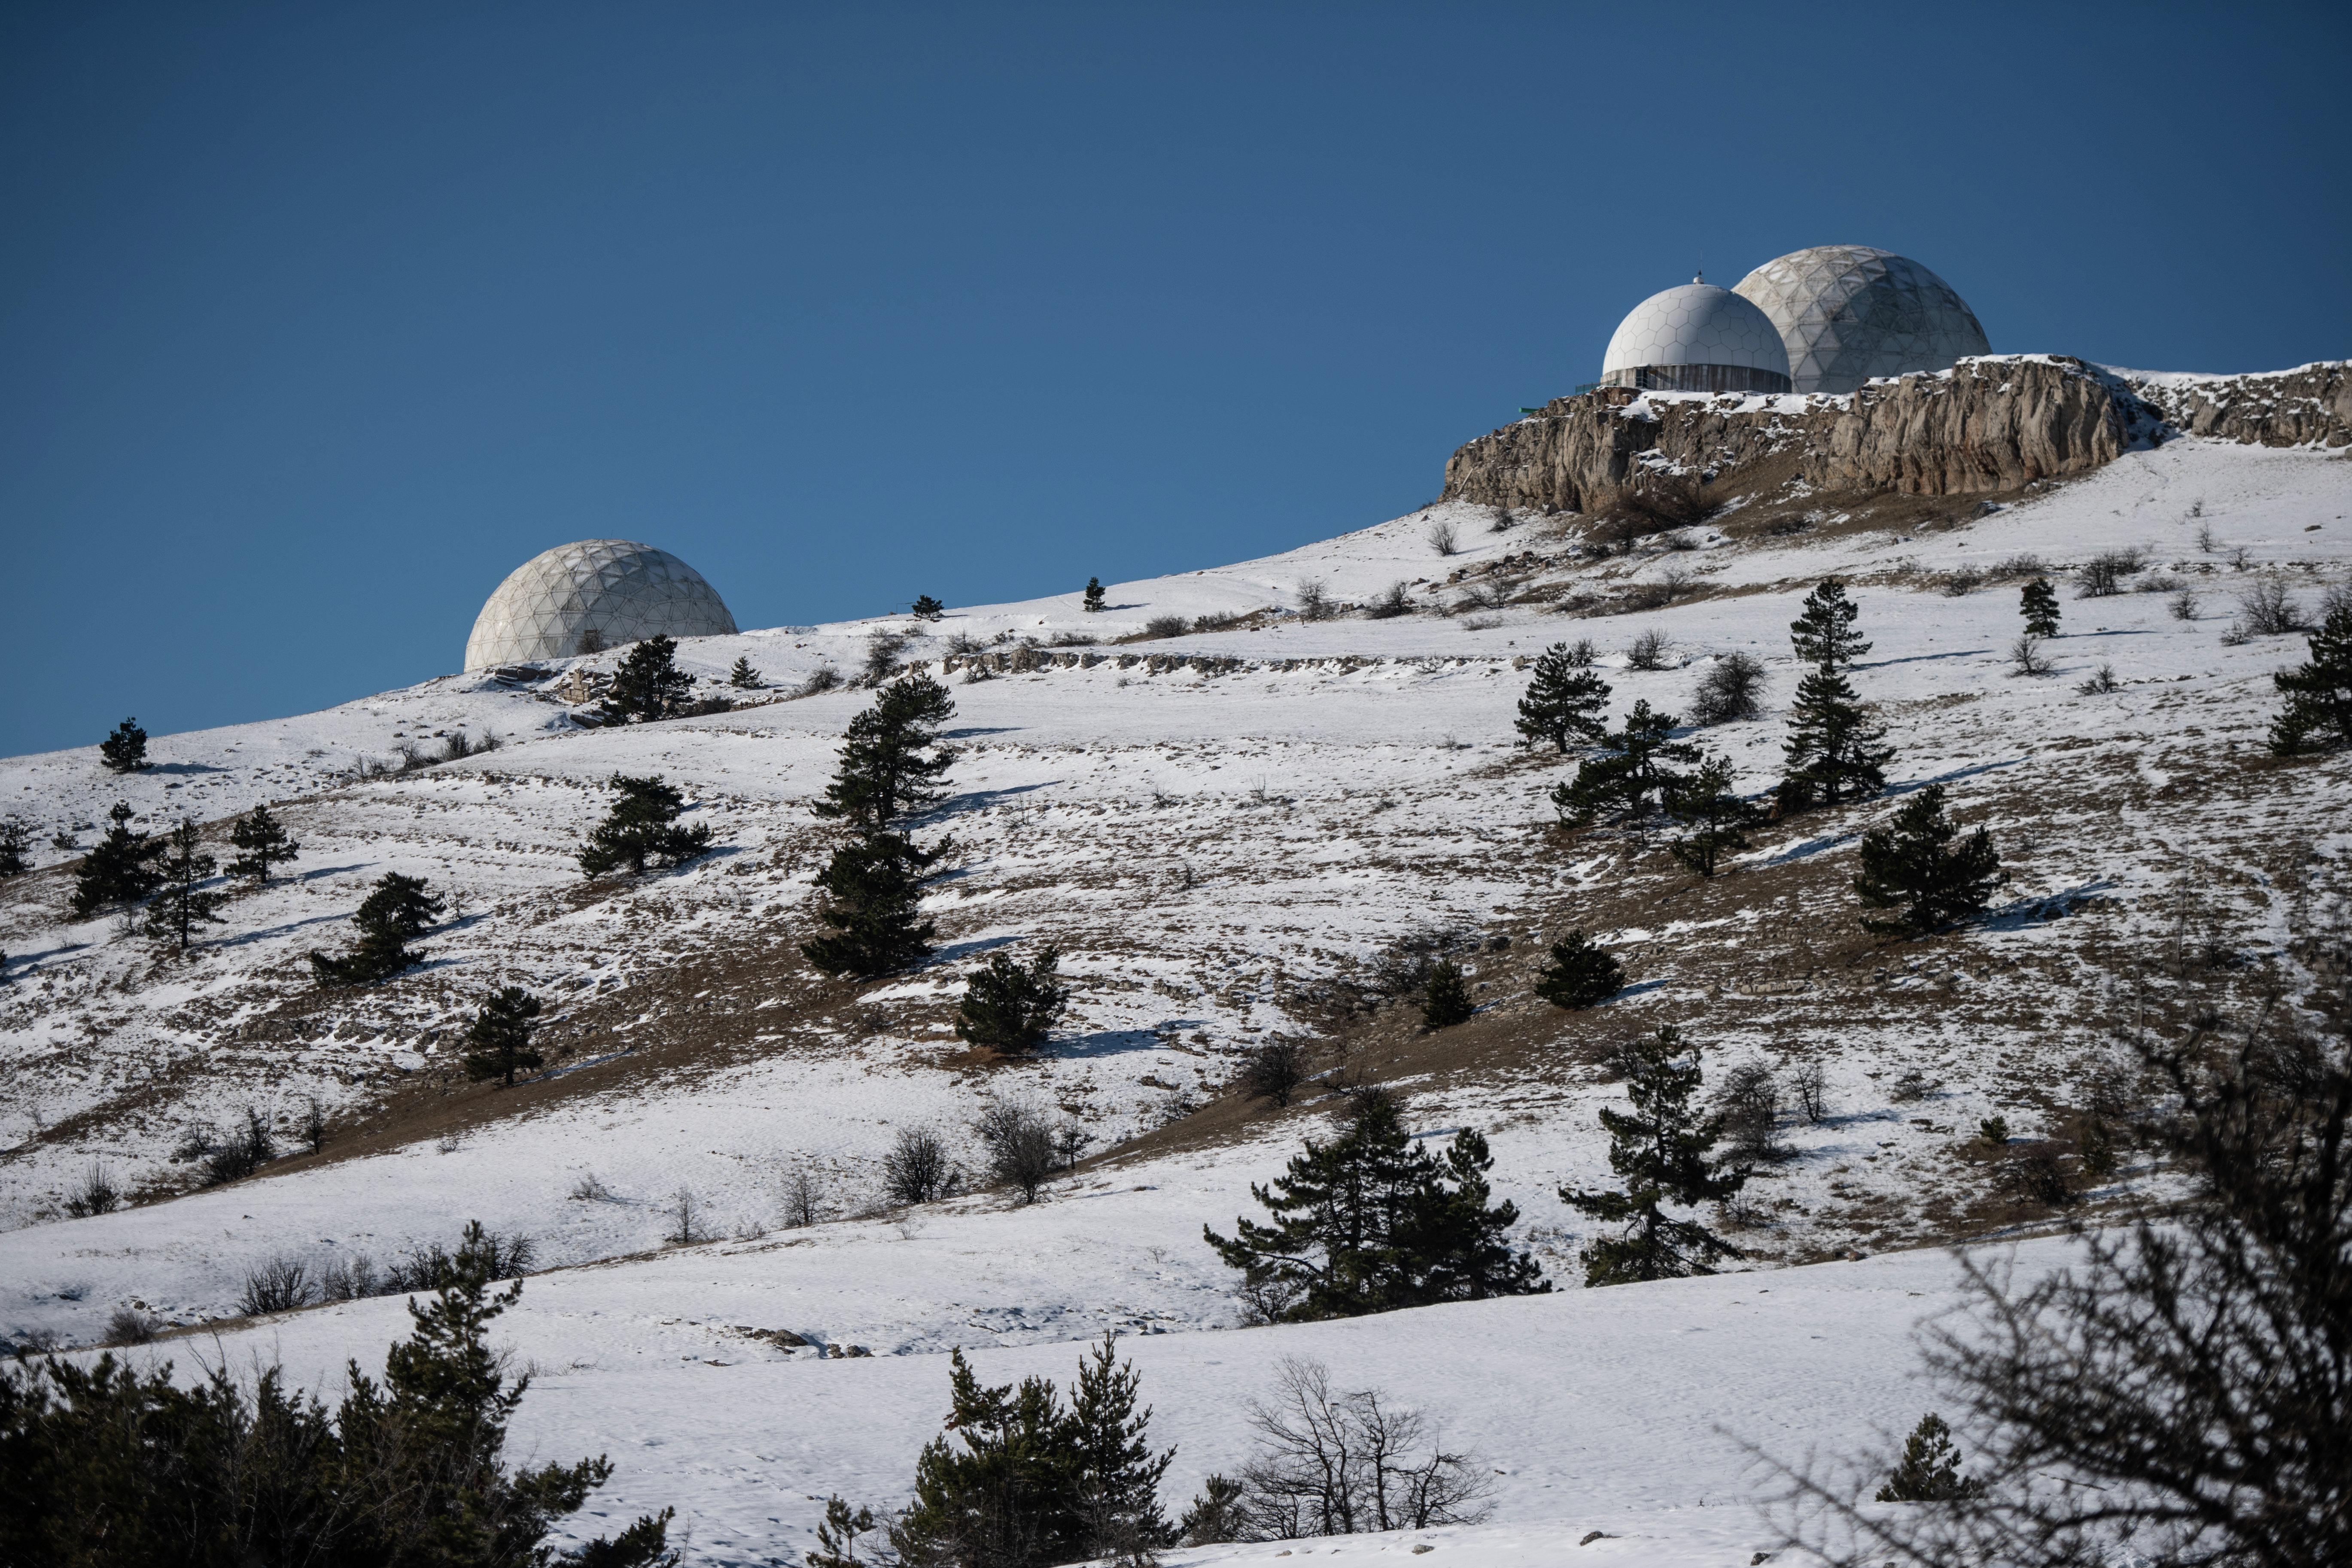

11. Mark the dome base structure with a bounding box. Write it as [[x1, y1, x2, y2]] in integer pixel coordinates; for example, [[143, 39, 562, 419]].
[[1600, 363, 1792, 395], [464, 540, 737, 671]]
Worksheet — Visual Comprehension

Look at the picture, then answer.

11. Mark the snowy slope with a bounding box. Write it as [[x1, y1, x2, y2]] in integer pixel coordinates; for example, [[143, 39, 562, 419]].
[[1, 424, 2348, 1564]]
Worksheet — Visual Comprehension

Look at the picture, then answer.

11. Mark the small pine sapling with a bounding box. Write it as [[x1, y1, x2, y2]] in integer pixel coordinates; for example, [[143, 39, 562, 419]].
[[2267, 601, 2352, 754], [1082, 577, 1107, 613], [910, 594, 946, 620], [1420, 958, 1475, 1028], [1535, 930, 1622, 1010], [462, 986, 544, 1087], [143, 819, 228, 950], [1665, 754, 1759, 877], [953, 944, 1070, 1053], [1853, 783, 2005, 935], [1789, 578, 1872, 672], [226, 802, 300, 882], [1238, 1037, 1308, 1106], [578, 773, 714, 876], [0, 817, 30, 878], [1875, 1413, 1982, 1501], [2020, 577, 2061, 637], [1514, 642, 1613, 753], [728, 656, 762, 689], [99, 717, 149, 773], [807, 1496, 883, 1568], [68, 802, 166, 920]]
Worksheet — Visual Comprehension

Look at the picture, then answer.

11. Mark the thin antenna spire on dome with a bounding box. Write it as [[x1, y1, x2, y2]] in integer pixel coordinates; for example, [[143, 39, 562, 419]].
[[1693, 270, 1704, 284]]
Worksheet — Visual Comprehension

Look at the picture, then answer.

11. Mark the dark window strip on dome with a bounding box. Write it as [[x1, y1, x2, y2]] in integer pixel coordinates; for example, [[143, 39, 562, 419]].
[[1601, 364, 1792, 395]]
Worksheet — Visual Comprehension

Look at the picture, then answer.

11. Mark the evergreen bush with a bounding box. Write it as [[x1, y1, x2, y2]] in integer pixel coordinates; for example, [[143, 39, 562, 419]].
[[143, 819, 228, 950], [226, 802, 300, 881], [1873, 1412, 1982, 1502], [1513, 642, 1612, 752], [1535, 929, 1622, 1010], [0, 817, 28, 878], [1082, 578, 1107, 613], [98, 717, 149, 773], [461, 986, 544, 1087], [1549, 700, 1696, 825], [1687, 651, 1768, 725], [68, 803, 165, 920], [802, 834, 940, 977], [911, 595, 946, 620], [1419, 959, 1474, 1027], [2020, 577, 2061, 636], [578, 774, 714, 876], [308, 872, 443, 986], [811, 673, 958, 833], [597, 634, 693, 723], [1852, 783, 2005, 935], [728, 656, 762, 688], [1665, 753, 1759, 877], [2267, 601, 2352, 753], [1205, 1092, 1548, 1319], [954, 945, 1069, 1053]]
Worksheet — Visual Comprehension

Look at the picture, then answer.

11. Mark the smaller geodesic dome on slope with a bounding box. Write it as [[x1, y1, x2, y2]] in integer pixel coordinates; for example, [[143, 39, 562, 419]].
[[464, 540, 737, 670], [1600, 281, 1792, 394], [1734, 245, 1991, 396]]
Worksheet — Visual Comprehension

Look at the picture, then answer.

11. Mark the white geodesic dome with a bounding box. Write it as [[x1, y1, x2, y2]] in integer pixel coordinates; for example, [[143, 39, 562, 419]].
[[1600, 281, 1792, 394], [464, 540, 737, 671], [1733, 245, 1991, 396]]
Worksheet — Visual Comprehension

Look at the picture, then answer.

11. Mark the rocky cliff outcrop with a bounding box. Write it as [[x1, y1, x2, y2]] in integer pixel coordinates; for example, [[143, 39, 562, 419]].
[[1440, 356, 2350, 512]]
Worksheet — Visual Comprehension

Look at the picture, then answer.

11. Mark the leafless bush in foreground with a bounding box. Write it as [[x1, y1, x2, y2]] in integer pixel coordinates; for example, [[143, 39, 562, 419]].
[[1625, 627, 1673, 670], [238, 1255, 314, 1316], [2236, 579, 2307, 636], [1426, 520, 1460, 557], [882, 1126, 959, 1206], [1228, 1358, 1494, 1539]]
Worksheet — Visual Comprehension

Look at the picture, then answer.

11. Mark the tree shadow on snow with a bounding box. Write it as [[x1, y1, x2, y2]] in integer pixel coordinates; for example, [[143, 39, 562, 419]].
[[1978, 877, 2117, 933], [1041, 1026, 1189, 1061], [148, 761, 234, 776]]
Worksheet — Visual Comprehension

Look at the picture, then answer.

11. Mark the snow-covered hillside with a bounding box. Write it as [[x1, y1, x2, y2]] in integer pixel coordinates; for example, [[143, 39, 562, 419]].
[[2, 411, 2347, 1566]]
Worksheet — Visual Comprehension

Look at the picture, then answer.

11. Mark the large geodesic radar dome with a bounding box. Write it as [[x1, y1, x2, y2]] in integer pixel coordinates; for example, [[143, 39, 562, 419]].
[[464, 540, 737, 671], [1733, 245, 1990, 396], [1600, 280, 1792, 395]]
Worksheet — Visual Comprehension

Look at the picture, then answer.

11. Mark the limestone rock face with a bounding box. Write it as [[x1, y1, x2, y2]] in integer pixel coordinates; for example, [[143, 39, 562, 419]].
[[1440, 356, 2350, 512]]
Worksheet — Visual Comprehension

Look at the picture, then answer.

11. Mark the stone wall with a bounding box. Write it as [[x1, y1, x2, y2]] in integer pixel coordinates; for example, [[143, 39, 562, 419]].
[[1440, 356, 2350, 512]]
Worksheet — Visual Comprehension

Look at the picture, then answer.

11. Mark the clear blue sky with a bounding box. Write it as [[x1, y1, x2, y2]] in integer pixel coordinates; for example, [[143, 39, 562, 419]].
[[4, 1, 2346, 757]]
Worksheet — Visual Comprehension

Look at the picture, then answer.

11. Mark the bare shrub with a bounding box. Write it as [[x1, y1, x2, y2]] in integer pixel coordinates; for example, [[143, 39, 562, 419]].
[[882, 1126, 959, 1206], [863, 628, 912, 682], [669, 1188, 706, 1245], [2075, 548, 2145, 598], [1601, 475, 1708, 542], [2000, 1142, 2076, 1209], [1459, 614, 1502, 632], [1625, 628, 1673, 671], [63, 1163, 121, 1218], [1363, 581, 1412, 619], [2320, 582, 2352, 621], [1193, 611, 1240, 633], [1562, 637, 1597, 667], [1988, 553, 2047, 579], [2237, 579, 2307, 635], [1689, 652, 1768, 725], [299, 1094, 328, 1155], [1941, 569, 1983, 597], [1368, 931, 1450, 996], [1140, 615, 1190, 640], [202, 1107, 275, 1187], [567, 1171, 612, 1202], [2075, 664, 2120, 695], [794, 664, 843, 697], [1229, 1358, 1494, 1539], [2218, 619, 2251, 646], [1789, 1060, 1830, 1123], [1661, 530, 1699, 553], [1488, 502, 1514, 533], [104, 1306, 161, 1345], [238, 1255, 314, 1316], [1717, 1060, 1785, 1160], [783, 1167, 831, 1228], [1238, 1038, 1309, 1107], [394, 741, 431, 773], [973, 1101, 1059, 1204], [2008, 634, 2054, 677], [1426, 520, 1460, 557], [1296, 579, 1334, 621], [2169, 588, 2199, 621], [1453, 579, 1507, 613]]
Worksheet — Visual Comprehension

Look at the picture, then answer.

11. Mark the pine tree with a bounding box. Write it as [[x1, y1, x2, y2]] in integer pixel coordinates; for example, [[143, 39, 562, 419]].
[[954, 945, 1070, 1053], [1560, 1026, 1748, 1285], [597, 635, 693, 724], [226, 802, 300, 882], [1665, 753, 1760, 877], [802, 834, 940, 977], [911, 595, 946, 620], [1205, 1092, 1547, 1320], [728, 656, 762, 689], [1066, 1333, 1177, 1559], [1515, 643, 1613, 753], [310, 872, 443, 986], [1778, 664, 1893, 809], [1788, 578, 1872, 671], [1875, 1412, 1982, 1502], [888, 1349, 1086, 1568], [1420, 958, 1475, 1027], [1549, 700, 1697, 825], [1535, 929, 1622, 1010], [98, 717, 149, 774], [1852, 782, 2005, 935], [578, 774, 714, 876], [0, 817, 29, 878], [142, 819, 227, 950], [808, 1497, 885, 1568], [1082, 578, 1107, 613], [2020, 577, 2061, 638], [812, 673, 959, 832], [2268, 602, 2352, 754], [69, 802, 166, 919], [462, 986, 544, 1086]]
